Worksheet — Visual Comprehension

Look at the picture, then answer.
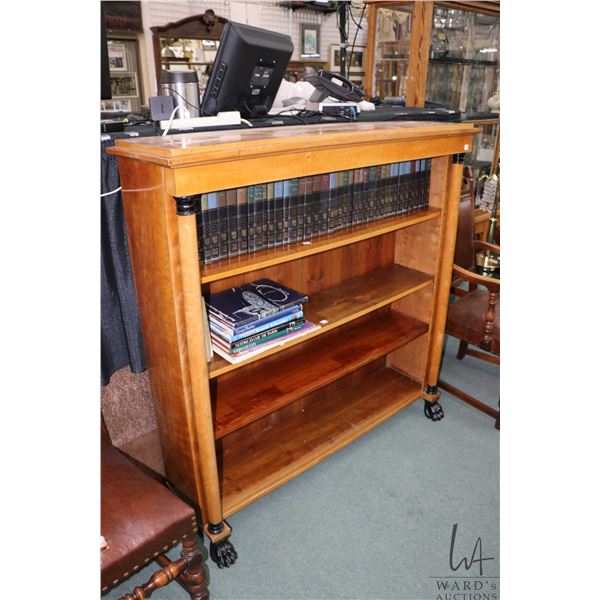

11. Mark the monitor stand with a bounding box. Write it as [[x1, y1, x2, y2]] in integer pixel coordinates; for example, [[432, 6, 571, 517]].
[[159, 111, 242, 131]]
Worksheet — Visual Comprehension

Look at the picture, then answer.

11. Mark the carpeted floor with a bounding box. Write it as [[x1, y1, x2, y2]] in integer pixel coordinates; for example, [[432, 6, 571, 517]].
[[105, 334, 499, 600]]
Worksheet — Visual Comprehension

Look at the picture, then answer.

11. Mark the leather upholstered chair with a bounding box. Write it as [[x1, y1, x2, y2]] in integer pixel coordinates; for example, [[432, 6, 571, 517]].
[[101, 424, 209, 599], [438, 168, 500, 429]]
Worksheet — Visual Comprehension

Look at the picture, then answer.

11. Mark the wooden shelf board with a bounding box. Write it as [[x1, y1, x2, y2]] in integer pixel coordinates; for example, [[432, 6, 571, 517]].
[[201, 208, 441, 283], [208, 264, 433, 379], [220, 367, 421, 517], [213, 306, 429, 438]]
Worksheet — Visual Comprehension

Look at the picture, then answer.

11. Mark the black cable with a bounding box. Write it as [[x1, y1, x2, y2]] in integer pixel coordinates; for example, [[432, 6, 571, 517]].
[[159, 86, 201, 111], [348, 4, 366, 76]]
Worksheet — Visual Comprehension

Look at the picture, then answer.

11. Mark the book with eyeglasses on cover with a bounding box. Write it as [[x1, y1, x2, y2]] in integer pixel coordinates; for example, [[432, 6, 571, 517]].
[[205, 279, 319, 363]]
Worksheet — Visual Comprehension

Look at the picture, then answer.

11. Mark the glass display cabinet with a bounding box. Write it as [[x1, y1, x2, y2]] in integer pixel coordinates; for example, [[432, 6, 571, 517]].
[[365, 1, 499, 113], [426, 5, 499, 114]]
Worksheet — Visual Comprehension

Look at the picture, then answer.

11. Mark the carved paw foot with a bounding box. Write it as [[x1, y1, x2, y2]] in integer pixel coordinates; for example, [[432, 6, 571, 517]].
[[424, 400, 444, 421], [210, 538, 238, 568]]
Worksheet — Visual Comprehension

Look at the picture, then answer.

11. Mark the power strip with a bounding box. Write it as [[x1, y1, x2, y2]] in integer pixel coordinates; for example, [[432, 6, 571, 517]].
[[160, 111, 242, 130]]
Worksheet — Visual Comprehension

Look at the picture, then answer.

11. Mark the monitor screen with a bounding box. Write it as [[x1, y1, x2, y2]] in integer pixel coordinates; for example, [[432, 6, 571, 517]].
[[202, 22, 293, 119]]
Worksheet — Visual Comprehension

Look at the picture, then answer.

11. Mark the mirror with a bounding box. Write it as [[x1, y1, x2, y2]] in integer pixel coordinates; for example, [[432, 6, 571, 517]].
[[151, 10, 228, 97]]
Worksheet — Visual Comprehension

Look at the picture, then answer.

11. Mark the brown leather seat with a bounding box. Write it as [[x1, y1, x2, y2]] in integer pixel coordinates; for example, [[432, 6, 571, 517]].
[[101, 428, 208, 599]]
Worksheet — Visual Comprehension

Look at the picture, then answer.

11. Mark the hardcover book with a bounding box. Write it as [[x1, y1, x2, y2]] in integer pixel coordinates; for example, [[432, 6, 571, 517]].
[[247, 185, 256, 252], [226, 188, 239, 257], [274, 180, 284, 247], [237, 187, 248, 254], [207, 192, 220, 262], [288, 178, 299, 244], [217, 189, 228, 260], [206, 279, 308, 327], [266, 181, 275, 249]]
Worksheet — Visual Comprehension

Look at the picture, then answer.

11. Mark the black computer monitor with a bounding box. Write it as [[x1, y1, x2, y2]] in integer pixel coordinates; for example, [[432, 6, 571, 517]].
[[202, 22, 293, 119]]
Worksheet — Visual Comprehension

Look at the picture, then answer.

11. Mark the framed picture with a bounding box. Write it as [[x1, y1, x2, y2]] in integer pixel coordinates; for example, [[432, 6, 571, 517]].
[[110, 72, 139, 98], [108, 43, 127, 71], [329, 45, 366, 73], [301, 23, 320, 57]]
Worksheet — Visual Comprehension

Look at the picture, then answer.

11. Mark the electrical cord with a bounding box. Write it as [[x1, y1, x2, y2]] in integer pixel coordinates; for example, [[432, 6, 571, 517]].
[[161, 105, 181, 136], [100, 186, 122, 198]]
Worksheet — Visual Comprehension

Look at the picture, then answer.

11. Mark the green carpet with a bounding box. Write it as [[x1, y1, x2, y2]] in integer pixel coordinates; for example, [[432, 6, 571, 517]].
[[105, 334, 499, 600]]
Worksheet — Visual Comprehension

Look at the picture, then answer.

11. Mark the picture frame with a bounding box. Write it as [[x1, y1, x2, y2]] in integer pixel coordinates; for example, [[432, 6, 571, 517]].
[[108, 43, 127, 72], [110, 72, 139, 98], [300, 23, 320, 57], [329, 44, 366, 73]]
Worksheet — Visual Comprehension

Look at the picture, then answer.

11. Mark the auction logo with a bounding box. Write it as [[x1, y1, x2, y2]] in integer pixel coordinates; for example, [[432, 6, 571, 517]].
[[430, 523, 499, 600]]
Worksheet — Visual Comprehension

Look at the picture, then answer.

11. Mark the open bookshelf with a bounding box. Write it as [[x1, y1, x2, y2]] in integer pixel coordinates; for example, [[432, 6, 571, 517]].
[[109, 120, 477, 566]]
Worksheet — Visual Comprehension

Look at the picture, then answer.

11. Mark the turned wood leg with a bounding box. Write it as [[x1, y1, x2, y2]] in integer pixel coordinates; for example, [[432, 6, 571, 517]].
[[179, 537, 209, 600], [117, 557, 187, 600], [457, 340, 468, 360]]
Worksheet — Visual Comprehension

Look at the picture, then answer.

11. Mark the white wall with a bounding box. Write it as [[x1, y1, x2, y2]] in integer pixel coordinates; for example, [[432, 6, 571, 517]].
[[140, 0, 368, 96]]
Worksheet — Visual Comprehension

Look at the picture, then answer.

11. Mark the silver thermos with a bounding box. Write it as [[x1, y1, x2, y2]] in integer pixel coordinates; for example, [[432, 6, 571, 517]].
[[161, 70, 201, 119]]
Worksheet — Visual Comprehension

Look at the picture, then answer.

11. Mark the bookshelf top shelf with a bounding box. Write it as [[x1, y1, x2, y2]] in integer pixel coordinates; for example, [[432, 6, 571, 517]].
[[201, 208, 441, 284], [108, 121, 479, 168]]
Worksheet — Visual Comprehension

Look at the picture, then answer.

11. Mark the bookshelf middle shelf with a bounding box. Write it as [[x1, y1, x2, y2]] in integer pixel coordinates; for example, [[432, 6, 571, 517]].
[[207, 263, 433, 378], [212, 308, 428, 439]]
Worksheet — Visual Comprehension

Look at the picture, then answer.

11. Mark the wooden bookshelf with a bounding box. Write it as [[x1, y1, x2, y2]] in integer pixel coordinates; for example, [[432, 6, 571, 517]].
[[109, 121, 477, 565]]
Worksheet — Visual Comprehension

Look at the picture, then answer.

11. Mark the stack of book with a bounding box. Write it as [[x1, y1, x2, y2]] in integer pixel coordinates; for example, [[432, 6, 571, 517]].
[[206, 279, 319, 364], [196, 159, 432, 264]]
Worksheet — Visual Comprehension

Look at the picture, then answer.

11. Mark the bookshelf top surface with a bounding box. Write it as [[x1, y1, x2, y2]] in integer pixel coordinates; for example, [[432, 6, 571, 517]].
[[109, 121, 479, 168]]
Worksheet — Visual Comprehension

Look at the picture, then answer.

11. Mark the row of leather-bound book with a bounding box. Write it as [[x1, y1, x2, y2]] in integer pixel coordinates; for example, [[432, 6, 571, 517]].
[[196, 159, 432, 264]]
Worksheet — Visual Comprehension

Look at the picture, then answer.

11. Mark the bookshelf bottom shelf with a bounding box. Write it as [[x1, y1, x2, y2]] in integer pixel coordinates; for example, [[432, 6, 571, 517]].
[[219, 366, 422, 517]]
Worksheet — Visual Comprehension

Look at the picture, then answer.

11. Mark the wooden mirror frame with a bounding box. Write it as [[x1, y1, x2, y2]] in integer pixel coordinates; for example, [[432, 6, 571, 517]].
[[150, 9, 229, 94]]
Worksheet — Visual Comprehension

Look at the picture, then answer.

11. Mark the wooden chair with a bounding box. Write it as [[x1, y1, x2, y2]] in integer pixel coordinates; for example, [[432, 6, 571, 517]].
[[439, 169, 500, 429], [101, 423, 209, 600]]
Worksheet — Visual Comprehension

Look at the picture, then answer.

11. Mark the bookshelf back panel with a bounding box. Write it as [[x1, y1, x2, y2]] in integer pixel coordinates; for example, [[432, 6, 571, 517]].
[[204, 234, 396, 296], [394, 218, 442, 276]]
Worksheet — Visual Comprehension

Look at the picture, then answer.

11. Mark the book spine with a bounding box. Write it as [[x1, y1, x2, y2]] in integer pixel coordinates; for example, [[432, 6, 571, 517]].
[[423, 158, 432, 208], [207, 192, 219, 262], [266, 181, 275, 249], [226, 188, 239, 257], [367, 166, 377, 222], [237, 187, 248, 255], [200, 194, 211, 264], [341, 170, 351, 230], [216, 190, 228, 260], [229, 321, 305, 354], [303, 175, 314, 240], [212, 309, 304, 343], [417, 159, 424, 210], [312, 174, 321, 237], [261, 184, 270, 250], [246, 185, 255, 252], [297, 177, 306, 243], [289, 178, 299, 244], [354, 168, 365, 225], [281, 179, 290, 245], [399, 161, 409, 214], [254, 183, 266, 251], [318, 173, 329, 235], [229, 318, 305, 351], [410, 160, 418, 212], [274, 180, 284, 247], [328, 172, 338, 233]]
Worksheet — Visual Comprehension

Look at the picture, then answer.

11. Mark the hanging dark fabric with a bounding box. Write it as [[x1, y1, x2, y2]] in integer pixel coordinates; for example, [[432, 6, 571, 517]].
[[101, 137, 146, 384]]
